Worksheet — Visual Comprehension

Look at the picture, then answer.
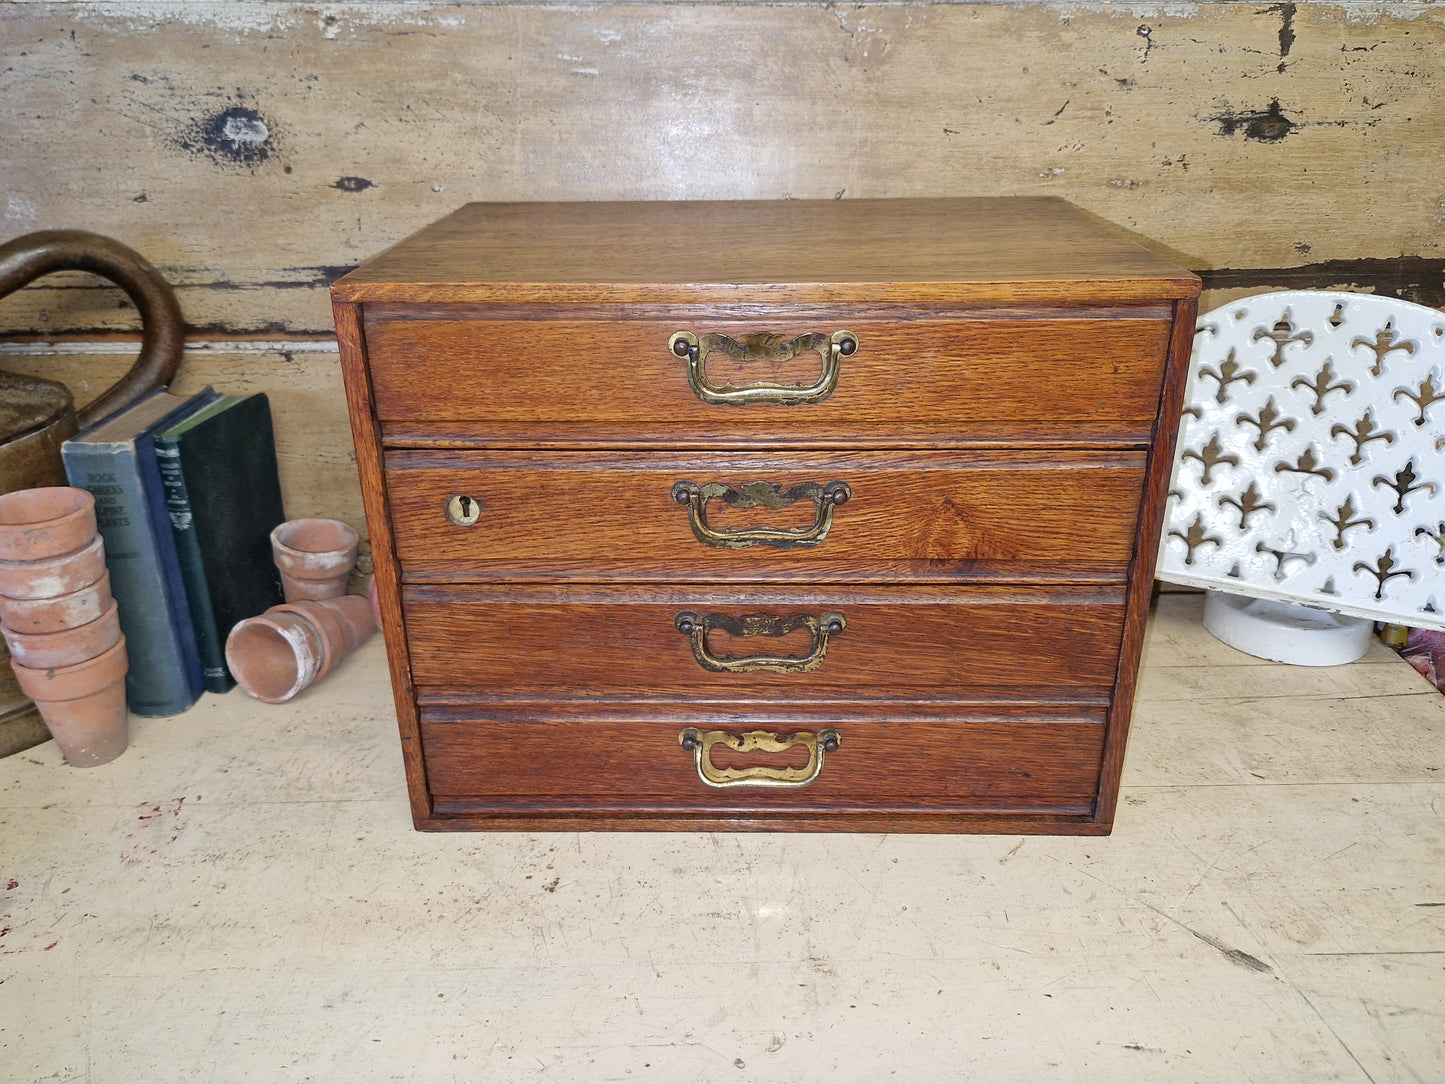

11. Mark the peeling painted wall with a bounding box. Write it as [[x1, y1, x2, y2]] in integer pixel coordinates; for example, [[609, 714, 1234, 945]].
[[1, 1, 1442, 528]]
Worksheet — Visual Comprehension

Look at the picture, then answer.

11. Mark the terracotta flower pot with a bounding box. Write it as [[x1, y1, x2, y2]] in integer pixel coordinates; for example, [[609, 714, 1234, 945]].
[[3, 599, 121, 669], [11, 635, 129, 767], [0, 487, 97, 561], [0, 570, 112, 635], [276, 595, 376, 679], [270, 518, 360, 601], [224, 609, 324, 704], [226, 595, 375, 703], [0, 533, 106, 600]]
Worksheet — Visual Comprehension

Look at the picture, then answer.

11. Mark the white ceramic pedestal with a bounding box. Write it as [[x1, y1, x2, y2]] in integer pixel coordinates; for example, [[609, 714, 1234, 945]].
[[1202, 590, 1375, 666]]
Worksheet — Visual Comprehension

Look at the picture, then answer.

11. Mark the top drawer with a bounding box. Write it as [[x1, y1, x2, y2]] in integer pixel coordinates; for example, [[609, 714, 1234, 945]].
[[362, 305, 1174, 447]]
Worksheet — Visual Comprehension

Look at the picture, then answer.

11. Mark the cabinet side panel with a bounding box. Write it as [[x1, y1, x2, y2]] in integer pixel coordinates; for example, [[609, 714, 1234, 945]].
[[1095, 295, 1200, 827], [333, 298, 433, 825]]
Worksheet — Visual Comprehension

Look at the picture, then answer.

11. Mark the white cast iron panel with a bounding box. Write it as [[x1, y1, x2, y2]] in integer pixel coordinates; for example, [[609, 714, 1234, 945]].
[[1157, 291, 1445, 629]]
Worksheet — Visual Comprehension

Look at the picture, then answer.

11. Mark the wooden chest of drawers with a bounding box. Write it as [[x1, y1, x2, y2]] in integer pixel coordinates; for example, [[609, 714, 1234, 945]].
[[331, 198, 1199, 833]]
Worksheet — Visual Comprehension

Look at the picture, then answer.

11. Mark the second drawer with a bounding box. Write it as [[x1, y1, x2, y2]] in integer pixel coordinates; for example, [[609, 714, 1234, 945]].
[[402, 582, 1127, 700], [385, 449, 1147, 582]]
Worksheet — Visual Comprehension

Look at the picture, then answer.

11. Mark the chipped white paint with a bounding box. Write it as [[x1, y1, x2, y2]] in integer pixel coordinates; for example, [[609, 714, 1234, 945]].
[[3, 195, 39, 225], [38, 1, 1441, 35], [0, 340, 339, 355]]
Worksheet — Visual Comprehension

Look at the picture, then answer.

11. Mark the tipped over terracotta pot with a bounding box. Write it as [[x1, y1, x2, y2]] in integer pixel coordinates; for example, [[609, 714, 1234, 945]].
[[226, 594, 376, 703]]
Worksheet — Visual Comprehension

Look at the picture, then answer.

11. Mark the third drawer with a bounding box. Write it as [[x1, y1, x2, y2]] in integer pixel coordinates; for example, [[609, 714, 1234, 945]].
[[402, 582, 1127, 700]]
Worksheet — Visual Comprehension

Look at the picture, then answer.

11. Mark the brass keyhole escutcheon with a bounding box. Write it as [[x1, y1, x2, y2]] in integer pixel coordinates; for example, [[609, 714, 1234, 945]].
[[445, 494, 482, 526]]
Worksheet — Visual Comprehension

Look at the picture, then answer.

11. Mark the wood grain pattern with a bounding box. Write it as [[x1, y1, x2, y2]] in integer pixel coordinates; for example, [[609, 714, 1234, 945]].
[[334, 195, 1192, 832], [335, 199, 1199, 304], [384, 448, 1146, 580], [402, 582, 1127, 699], [1, 4, 1439, 336], [362, 307, 1173, 435], [419, 714, 1106, 815], [1094, 294, 1200, 826], [333, 300, 433, 822]]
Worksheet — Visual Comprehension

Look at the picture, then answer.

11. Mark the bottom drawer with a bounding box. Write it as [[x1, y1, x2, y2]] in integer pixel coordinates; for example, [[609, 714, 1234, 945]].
[[417, 705, 1108, 829]]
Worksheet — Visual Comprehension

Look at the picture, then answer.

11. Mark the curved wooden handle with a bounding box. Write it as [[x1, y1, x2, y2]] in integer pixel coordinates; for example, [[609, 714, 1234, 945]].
[[0, 229, 184, 426]]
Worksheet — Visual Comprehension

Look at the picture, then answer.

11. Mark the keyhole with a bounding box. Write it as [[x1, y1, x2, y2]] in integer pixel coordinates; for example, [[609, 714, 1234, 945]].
[[446, 494, 482, 526]]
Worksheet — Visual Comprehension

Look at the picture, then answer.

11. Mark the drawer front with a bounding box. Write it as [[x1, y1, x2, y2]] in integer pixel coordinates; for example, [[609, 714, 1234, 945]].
[[363, 307, 1172, 443], [385, 449, 1147, 582], [402, 583, 1126, 699], [419, 708, 1106, 816]]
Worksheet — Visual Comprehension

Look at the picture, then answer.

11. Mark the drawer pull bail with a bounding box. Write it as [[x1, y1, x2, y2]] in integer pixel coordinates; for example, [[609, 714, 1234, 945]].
[[674, 610, 844, 673], [669, 329, 858, 406], [678, 727, 841, 788], [671, 479, 850, 549]]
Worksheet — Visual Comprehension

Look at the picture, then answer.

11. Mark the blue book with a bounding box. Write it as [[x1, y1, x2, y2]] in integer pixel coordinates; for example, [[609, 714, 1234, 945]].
[[62, 387, 221, 716]]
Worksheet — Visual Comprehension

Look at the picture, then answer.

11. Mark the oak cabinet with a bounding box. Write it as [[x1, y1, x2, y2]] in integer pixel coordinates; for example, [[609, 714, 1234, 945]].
[[332, 198, 1198, 832]]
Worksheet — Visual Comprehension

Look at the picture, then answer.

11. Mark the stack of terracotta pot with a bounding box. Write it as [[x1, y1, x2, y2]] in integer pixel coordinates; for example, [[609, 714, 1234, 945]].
[[225, 517, 375, 703], [0, 487, 128, 767]]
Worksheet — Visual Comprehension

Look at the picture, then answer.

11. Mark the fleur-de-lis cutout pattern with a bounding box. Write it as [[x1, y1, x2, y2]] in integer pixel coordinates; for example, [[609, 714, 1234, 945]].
[[1158, 291, 1445, 630]]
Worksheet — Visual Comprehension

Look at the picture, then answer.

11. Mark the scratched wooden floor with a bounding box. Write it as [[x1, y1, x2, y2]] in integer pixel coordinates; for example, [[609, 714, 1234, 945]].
[[1, 593, 1441, 1083]]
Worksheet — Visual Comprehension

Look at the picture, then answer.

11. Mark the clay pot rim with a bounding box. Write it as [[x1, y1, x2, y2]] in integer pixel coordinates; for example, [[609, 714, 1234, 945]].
[[3, 598, 121, 647], [271, 518, 360, 557], [0, 486, 94, 528], [0, 534, 107, 599], [225, 612, 322, 703], [0, 532, 104, 571], [0, 567, 111, 609], [3, 601, 122, 669], [0, 488, 98, 561], [11, 634, 128, 701]]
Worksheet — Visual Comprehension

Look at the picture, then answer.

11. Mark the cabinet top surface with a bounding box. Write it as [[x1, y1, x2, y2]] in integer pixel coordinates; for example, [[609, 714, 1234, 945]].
[[332, 198, 1199, 306]]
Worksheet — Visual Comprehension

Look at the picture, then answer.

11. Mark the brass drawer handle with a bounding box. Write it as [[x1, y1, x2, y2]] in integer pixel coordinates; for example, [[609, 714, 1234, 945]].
[[669, 329, 858, 406], [670, 479, 850, 549], [679, 727, 841, 788], [674, 610, 845, 673]]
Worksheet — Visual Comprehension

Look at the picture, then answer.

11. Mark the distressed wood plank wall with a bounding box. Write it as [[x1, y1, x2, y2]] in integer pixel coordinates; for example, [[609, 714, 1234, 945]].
[[2, 1, 1443, 533]]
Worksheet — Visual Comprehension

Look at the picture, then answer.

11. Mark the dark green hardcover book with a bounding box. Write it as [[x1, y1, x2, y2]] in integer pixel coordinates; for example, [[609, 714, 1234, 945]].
[[154, 393, 287, 693]]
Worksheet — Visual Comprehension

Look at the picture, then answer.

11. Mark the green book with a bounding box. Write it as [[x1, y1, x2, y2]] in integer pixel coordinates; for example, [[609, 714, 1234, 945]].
[[154, 393, 286, 693]]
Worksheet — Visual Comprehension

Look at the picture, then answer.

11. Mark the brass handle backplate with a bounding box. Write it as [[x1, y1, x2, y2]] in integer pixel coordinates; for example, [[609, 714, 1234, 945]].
[[669, 329, 858, 406], [674, 610, 845, 673], [671, 479, 850, 549], [679, 727, 841, 788]]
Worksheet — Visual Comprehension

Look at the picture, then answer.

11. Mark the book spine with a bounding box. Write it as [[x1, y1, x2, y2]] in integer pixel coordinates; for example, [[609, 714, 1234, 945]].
[[61, 441, 203, 715], [135, 437, 206, 704], [154, 437, 233, 694]]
